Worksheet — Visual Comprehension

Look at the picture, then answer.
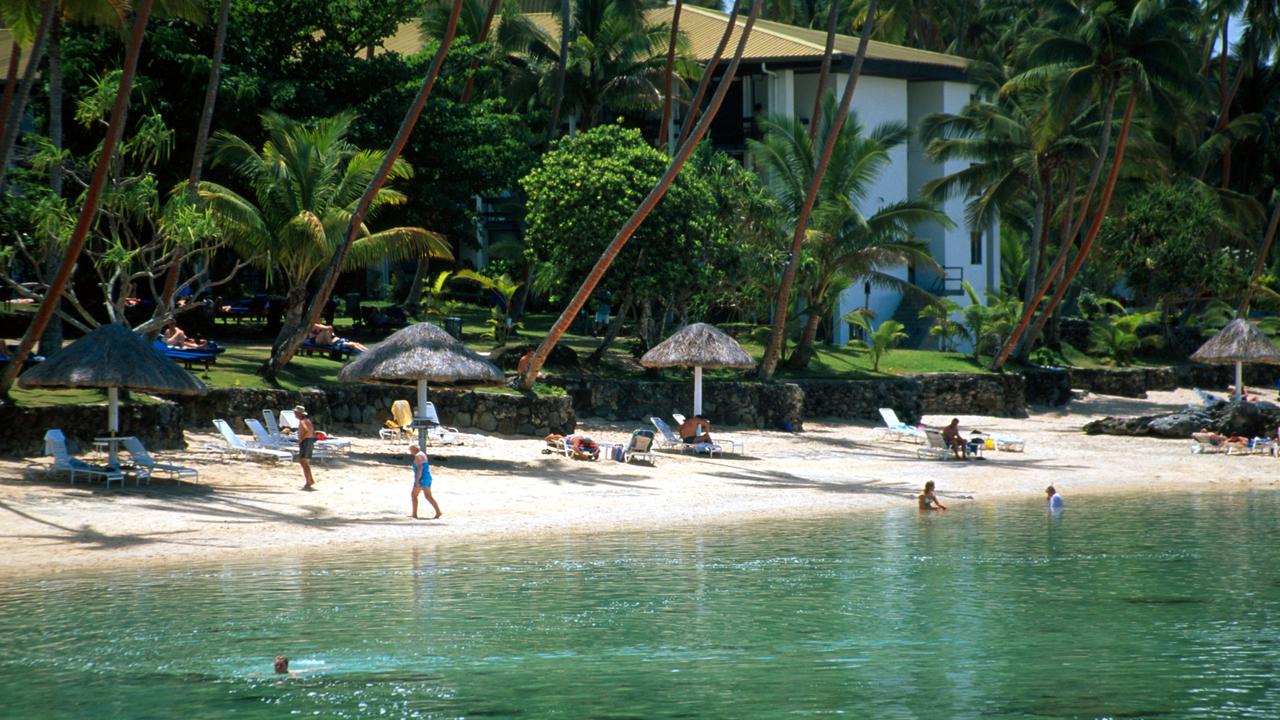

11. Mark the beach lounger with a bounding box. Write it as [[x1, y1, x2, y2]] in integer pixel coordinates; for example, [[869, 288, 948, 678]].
[[411, 402, 487, 446], [623, 429, 656, 464], [1190, 432, 1228, 454], [122, 437, 199, 482], [210, 419, 291, 462], [650, 417, 720, 456], [44, 429, 127, 486], [299, 337, 361, 360], [672, 412, 741, 454], [379, 400, 415, 442], [916, 429, 954, 460], [263, 409, 289, 442], [1194, 388, 1226, 406], [873, 408, 927, 444], [279, 410, 353, 452]]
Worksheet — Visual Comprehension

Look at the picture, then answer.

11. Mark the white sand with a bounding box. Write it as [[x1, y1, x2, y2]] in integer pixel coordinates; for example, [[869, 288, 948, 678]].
[[1, 388, 1275, 576]]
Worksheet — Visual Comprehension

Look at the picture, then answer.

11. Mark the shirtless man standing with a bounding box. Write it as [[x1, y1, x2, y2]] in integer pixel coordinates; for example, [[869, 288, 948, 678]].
[[295, 405, 316, 491]]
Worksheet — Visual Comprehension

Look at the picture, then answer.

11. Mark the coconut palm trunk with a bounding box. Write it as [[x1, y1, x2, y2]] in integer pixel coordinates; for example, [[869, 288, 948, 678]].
[[992, 90, 1138, 370], [1239, 198, 1280, 316], [158, 0, 232, 320], [546, 0, 571, 142], [656, 0, 683, 149], [676, 0, 741, 148], [36, 20, 64, 357], [517, 0, 765, 390], [758, 0, 879, 380], [0, 44, 19, 140], [0, 0, 155, 397], [808, 0, 839, 142], [261, 0, 465, 380], [460, 0, 503, 104], [993, 80, 1119, 367], [0, 0, 56, 193]]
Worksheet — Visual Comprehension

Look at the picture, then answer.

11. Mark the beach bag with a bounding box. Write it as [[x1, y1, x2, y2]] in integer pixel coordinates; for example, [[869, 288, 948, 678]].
[[611, 444, 626, 462]]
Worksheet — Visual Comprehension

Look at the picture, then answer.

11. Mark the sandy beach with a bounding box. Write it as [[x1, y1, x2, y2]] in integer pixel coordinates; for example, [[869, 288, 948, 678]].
[[1, 387, 1275, 576]]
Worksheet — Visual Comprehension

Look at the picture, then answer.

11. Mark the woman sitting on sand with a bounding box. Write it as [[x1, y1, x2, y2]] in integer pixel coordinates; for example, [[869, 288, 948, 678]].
[[918, 480, 947, 511]]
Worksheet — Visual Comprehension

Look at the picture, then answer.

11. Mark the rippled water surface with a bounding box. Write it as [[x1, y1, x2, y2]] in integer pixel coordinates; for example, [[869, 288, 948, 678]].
[[3, 491, 1280, 719]]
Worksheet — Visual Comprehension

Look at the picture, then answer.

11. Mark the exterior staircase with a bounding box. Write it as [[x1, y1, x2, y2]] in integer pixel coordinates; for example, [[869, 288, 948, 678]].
[[890, 292, 940, 350]]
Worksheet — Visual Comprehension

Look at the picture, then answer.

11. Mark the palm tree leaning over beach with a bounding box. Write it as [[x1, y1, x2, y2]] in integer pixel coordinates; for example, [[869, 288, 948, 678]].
[[751, 101, 946, 370], [198, 112, 451, 375]]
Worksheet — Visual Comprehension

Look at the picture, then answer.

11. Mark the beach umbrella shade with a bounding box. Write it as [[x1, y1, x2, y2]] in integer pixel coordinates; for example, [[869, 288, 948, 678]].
[[17, 323, 207, 464], [639, 322, 755, 416], [1190, 318, 1280, 401], [337, 322, 503, 446]]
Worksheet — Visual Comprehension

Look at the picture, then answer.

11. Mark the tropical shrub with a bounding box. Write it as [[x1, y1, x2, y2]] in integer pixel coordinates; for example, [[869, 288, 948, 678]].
[[845, 311, 908, 372]]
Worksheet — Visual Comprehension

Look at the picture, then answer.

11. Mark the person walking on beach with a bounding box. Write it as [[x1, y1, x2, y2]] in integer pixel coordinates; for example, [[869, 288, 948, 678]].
[[409, 444, 442, 519], [295, 405, 316, 491], [918, 480, 947, 511], [1046, 485, 1064, 510]]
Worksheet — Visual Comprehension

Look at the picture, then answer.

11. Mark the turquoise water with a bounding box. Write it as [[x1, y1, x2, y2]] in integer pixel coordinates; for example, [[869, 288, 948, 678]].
[[2, 491, 1279, 719]]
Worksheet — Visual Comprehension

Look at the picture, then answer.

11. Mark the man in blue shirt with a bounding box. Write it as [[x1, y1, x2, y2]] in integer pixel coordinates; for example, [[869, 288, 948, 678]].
[[1046, 485, 1064, 510]]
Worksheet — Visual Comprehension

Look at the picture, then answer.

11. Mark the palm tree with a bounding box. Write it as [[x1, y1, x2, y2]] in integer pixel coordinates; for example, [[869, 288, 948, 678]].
[[516, 0, 765, 389], [751, 106, 945, 369], [759, 0, 879, 379], [991, 0, 1202, 368], [266, 0, 465, 380], [198, 113, 451, 373], [0, 0, 154, 396]]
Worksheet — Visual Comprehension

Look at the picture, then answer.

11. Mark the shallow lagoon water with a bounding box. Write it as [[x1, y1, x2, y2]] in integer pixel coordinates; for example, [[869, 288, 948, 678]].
[[2, 491, 1279, 719]]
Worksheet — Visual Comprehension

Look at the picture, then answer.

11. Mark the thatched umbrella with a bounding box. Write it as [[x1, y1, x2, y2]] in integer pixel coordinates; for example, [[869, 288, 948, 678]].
[[17, 323, 207, 463], [640, 323, 755, 416], [1191, 318, 1280, 401], [338, 322, 503, 446]]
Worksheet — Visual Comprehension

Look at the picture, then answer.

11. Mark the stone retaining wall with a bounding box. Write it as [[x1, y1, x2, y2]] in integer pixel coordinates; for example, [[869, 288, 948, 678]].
[[0, 401, 186, 457], [1066, 367, 1177, 398], [1022, 367, 1073, 406], [171, 385, 576, 438], [918, 373, 1028, 418], [790, 379, 922, 423], [548, 378, 806, 430]]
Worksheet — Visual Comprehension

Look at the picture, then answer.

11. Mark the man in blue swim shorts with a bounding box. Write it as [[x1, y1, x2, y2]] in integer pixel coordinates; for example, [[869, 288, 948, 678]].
[[409, 444, 442, 520]]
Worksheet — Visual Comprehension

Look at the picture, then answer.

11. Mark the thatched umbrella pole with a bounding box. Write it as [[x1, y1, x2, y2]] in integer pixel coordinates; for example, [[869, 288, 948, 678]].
[[640, 323, 755, 419]]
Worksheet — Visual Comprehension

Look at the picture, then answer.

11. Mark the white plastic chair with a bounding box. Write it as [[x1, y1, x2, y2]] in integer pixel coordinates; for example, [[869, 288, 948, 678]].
[[873, 408, 927, 444], [44, 429, 127, 486], [210, 419, 291, 462], [279, 410, 352, 452], [122, 437, 199, 482], [650, 417, 720, 456], [916, 429, 952, 460]]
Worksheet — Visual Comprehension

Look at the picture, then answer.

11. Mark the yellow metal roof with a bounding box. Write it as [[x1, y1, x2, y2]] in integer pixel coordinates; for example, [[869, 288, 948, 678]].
[[381, 7, 967, 73], [1, 30, 40, 83]]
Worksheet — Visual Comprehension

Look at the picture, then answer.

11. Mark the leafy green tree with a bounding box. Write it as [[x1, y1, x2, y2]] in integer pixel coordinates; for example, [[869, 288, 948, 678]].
[[844, 312, 907, 372], [199, 112, 451, 371], [1102, 182, 1245, 312], [519, 123, 724, 349], [751, 101, 945, 369], [451, 268, 524, 345]]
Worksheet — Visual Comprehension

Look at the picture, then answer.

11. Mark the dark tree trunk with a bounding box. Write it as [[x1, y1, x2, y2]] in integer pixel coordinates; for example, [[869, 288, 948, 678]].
[[262, 0, 465, 379], [808, 0, 839, 142], [657, 0, 683, 149], [546, 0, 572, 143], [38, 24, 64, 357], [1, 0, 156, 396], [0, 0, 56, 193], [518, 0, 765, 389], [460, 0, 503, 104], [759, 0, 879, 379], [677, 0, 742, 148], [587, 295, 632, 363]]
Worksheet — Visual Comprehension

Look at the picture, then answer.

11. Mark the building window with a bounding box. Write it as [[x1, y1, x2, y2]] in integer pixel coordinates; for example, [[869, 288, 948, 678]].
[[970, 230, 983, 265]]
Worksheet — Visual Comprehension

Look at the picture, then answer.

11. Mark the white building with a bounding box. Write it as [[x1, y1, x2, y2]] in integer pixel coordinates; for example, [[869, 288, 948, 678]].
[[643, 6, 997, 346]]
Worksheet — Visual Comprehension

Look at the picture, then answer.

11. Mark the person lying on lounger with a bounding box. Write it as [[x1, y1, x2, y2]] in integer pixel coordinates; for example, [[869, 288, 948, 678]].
[[162, 322, 208, 349], [309, 322, 368, 353], [544, 433, 600, 461]]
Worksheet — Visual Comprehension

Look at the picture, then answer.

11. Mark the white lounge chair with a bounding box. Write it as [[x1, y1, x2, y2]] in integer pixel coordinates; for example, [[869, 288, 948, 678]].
[[210, 419, 291, 462], [873, 408, 927, 444], [1194, 388, 1226, 406], [44, 429, 127, 486], [263, 409, 289, 442], [623, 429, 656, 464], [917, 429, 953, 460], [416, 402, 487, 446], [650, 417, 720, 456], [279, 409, 353, 452], [672, 412, 741, 454], [122, 437, 199, 482], [992, 434, 1025, 452]]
